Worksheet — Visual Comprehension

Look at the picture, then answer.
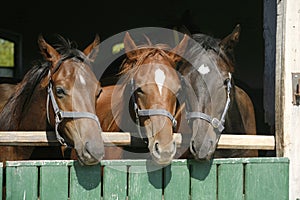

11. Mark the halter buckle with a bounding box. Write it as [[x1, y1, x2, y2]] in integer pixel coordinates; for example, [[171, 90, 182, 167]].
[[55, 111, 63, 124], [211, 118, 221, 128], [211, 118, 224, 132]]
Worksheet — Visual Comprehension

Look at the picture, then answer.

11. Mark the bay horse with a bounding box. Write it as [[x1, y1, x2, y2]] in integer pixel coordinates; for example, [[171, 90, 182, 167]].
[[97, 32, 189, 165], [0, 35, 105, 166], [0, 78, 19, 112], [178, 24, 258, 160]]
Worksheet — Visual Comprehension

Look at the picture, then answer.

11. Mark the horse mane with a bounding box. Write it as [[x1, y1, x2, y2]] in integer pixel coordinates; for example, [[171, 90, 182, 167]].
[[119, 44, 173, 78], [190, 33, 235, 73], [0, 62, 49, 129], [0, 36, 85, 130]]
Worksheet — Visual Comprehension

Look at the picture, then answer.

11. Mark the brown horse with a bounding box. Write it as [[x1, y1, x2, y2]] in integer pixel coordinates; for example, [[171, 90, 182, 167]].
[[177, 24, 258, 160], [0, 83, 16, 111], [0, 35, 105, 165], [97, 32, 189, 165]]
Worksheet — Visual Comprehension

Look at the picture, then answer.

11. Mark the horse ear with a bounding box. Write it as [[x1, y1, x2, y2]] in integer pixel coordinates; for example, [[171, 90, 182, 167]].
[[169, 34, 189, 63], [124, 32, 139, 60], [38, 35, 61, 63], [83, 34, 100, 62], [219, 24, 241, 51]]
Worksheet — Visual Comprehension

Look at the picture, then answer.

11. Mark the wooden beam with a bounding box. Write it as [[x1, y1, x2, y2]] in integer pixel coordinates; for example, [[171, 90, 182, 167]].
[[0, 131, 275, 150], [217, 134, 275, 150]]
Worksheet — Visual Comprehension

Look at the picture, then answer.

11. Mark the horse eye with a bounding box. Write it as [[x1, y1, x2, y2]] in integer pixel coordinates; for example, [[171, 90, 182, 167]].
[[56, 87, 65, 98]]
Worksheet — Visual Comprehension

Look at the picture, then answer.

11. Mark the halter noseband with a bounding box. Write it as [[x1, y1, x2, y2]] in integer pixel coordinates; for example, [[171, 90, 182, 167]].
[[46, 55, 101, 146], [185, 73, 232, 133], [130, 78, 177, 140]]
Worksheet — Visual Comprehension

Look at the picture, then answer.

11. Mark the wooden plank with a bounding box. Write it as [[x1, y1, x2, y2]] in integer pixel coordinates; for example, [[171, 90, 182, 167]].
[[40, 163, 69, 200], [190, 160, 217, 200], [0, 162, 2, 200], [5, 164, 38, 199], [128, 164, 162, 200], [244, 161, 289, 200], [217, 134, 275, 150], [103, 165, 127, 200], [0, 131, 132, 146], [164, 160, 190, 200], [69, 162, 101, 200], [217, 163, 244, 200], [0, 131, 275, 150]]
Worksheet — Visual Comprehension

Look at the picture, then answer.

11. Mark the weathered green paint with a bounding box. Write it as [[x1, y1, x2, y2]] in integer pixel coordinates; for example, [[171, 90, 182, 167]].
[[244, 161, 289, 200], [1, 157, 290, 200], [69, 162, 101, 200], [40, 164, 69, 200], [218, 163, 244, 200], [164, 160, 190, 200], [103, 165, 127, 200], [0, 163, 2, 199], [5, 164, 38, 199], [190, 160, 217, 200], [128, 164, 162, 200]]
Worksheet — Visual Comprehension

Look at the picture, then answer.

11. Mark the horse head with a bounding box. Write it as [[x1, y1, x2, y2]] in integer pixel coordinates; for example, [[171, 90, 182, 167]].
[[179, 25, 240, 160], [113, 32, 189, 165]]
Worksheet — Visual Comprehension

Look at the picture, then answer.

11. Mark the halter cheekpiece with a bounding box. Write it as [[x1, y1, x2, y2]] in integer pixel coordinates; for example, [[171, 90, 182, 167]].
[[129, 78, 177, 141], [185, 72, 232, 133]]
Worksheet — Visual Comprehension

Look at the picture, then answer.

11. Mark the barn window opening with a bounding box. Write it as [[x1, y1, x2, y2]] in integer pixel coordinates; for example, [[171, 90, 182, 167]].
[[0, 38, 14, 67], [0, 30, 22, 78]]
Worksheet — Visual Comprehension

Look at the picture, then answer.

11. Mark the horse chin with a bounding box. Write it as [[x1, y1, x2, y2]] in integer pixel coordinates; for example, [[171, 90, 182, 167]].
[[75, 153, 102, 166], [63, 126, 104, 166], [190, 137, 217, 161], [74, 144, 103, 166], [148, 139, 176, 166]]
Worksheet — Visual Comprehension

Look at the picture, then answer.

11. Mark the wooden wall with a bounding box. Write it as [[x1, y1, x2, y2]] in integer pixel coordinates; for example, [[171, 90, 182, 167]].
[[276, 0, 300, 199]]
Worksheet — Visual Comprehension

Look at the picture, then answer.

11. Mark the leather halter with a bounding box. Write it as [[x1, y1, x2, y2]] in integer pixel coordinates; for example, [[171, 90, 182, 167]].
[[184, 73, 232, 133], [46, 55, 101, 146], [130, 78, 177, 140]]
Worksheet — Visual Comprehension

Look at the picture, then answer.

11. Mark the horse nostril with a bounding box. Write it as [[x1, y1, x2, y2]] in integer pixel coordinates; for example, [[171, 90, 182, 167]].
[[190, 140, 197, 155], [172, 141, 176, 152], [155, 142, 160, 154]]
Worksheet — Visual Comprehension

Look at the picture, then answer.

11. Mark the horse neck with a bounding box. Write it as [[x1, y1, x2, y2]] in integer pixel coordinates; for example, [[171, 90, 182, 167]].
[[0, 83, 48, 131], [19, 85, 48, 130], [97, 84, 124, 131], [224, 84, 245, 133]]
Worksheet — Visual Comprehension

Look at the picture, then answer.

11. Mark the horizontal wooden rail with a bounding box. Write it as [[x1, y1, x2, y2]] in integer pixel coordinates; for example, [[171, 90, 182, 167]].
[[0, 131, 275, 150]]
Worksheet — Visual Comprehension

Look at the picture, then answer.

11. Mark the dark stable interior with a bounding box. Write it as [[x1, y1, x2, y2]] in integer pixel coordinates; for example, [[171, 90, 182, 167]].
[[0, 0, 274, 156]]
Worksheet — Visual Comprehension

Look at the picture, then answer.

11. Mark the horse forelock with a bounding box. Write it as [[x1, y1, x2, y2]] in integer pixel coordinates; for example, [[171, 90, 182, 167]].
[[52, 47, 91, 74], [119, 45, 175, 77], [191, 34, 235, 73]]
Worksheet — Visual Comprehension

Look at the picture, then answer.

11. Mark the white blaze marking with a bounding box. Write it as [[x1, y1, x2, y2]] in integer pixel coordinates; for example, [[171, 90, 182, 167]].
[[155, 69, 165, 95], [198, 64, 210, 75], [79, 74, 86, 85]]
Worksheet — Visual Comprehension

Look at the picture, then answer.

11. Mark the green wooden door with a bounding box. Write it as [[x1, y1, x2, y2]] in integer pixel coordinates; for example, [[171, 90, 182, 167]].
[[2, 157, 289, 200], [5, 161, 39, 200]]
